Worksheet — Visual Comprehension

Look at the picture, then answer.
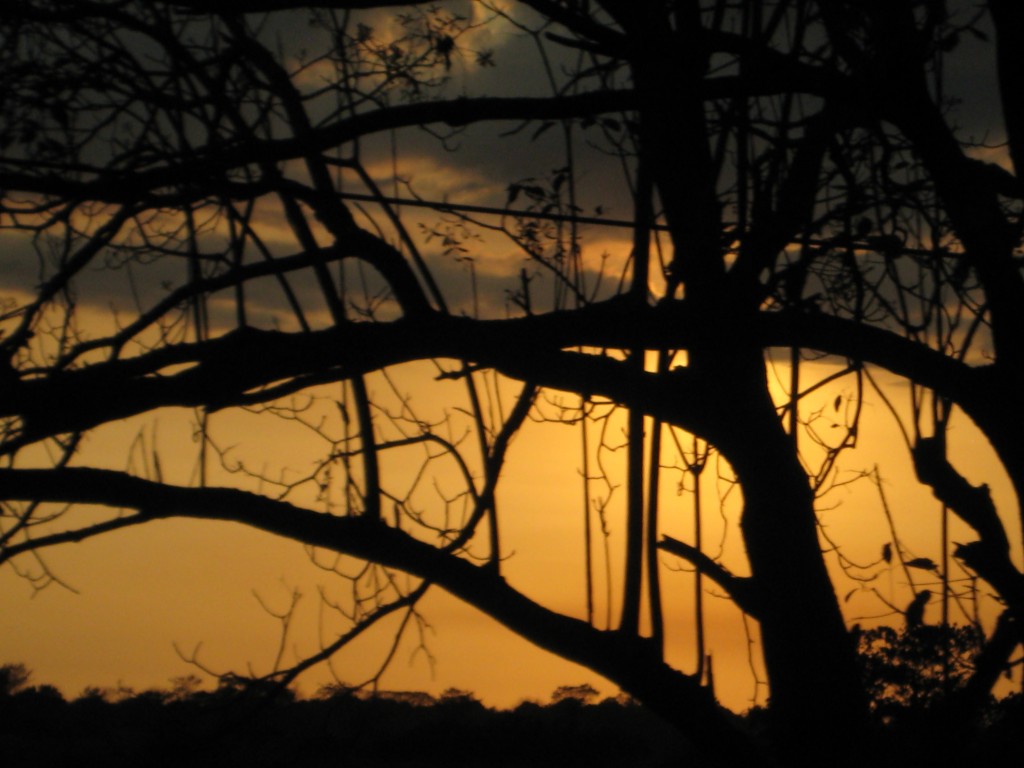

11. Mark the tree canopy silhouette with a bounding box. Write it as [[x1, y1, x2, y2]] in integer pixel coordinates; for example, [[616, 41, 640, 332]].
[[2, 2, 1023, 766]]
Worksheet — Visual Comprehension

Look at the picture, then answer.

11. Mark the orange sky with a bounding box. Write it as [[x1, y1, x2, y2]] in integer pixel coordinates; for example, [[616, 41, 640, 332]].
[[2, 356, 1018, 710]]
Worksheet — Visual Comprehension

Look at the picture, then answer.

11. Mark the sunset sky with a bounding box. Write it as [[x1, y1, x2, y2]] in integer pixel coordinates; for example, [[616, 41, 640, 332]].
[[2, 358, 1014, 710], [2, 0, 1021, 715]]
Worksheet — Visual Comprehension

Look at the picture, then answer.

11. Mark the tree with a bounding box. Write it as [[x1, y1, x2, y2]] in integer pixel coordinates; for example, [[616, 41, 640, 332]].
[[856, 623, 985, 720], [1, 1, 1023, 766], [0, 663, 31, 698]]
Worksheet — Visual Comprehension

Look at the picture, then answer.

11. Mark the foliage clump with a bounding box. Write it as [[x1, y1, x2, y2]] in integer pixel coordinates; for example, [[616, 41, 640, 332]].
[[857, 623, 985, 720]]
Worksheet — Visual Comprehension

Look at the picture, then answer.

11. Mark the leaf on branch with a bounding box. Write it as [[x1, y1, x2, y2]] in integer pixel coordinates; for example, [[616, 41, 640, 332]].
[[905, 557, 937, 571], [904, 590, 932, 628], [552, 167, 569, 192]]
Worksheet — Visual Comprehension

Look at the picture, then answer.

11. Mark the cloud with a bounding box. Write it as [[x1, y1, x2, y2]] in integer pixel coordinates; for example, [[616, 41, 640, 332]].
[[0, 231, 44, 297], [358, 150, 506, 204]]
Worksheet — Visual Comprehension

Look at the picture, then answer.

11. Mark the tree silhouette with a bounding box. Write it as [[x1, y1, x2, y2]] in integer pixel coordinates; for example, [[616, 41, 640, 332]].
[[2, 2, 1023, 766], [0, 664, 692, 768]]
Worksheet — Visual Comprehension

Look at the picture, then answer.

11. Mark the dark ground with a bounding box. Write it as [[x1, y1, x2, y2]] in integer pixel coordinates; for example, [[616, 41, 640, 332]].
[[0, 682, 691, 767], [2, 663, 1021, 767]]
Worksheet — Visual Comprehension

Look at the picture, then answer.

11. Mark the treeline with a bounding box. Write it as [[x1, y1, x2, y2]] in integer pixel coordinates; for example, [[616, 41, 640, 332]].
[[0, 667, 689, 767], [4, 629, 1023, 768]]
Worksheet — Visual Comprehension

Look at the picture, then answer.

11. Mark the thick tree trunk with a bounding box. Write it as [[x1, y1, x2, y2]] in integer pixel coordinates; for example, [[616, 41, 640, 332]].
[[708, 350, 870, 767]]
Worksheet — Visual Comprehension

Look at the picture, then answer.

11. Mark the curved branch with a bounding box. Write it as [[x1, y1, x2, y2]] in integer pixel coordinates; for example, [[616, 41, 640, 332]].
[[268, 580, 431, 691], [1, 300, 993, 454], [0, 511, 153, 562], [755, 310, 981, 405], [912, 437, 1009, 552], [0, 466, 765, 766], [658, 535, 761, 618]]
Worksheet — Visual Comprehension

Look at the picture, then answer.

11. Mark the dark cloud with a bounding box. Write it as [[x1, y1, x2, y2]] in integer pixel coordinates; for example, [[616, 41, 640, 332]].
[[0, 232, 45, 297], [942, 3, 1003, 143]]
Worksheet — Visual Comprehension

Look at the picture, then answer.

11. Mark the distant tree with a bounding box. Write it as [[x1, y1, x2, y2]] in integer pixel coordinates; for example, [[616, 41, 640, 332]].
[[438, 687, 479, 705], [856, 623, 985, 718], [551, 683, 600, 706], [167, 674, 204, 702], [0, 664, 31, 697], [2, 2, 1024, 767], [0, 666, 689, 768]]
